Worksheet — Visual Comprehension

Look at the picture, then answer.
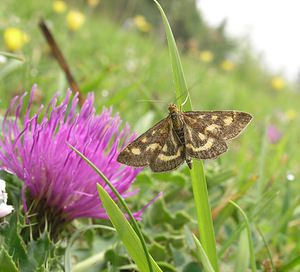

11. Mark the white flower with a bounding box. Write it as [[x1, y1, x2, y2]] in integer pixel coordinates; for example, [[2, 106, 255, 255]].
[[0, 179, 14, 218]]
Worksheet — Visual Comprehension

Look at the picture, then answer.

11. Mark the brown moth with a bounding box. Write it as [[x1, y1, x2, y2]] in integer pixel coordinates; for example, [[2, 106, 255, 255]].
[[117, 104, 252, 172]]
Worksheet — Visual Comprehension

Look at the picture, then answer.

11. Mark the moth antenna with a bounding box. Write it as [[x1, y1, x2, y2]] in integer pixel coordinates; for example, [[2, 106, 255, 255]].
[[136, 99, 167, 104]]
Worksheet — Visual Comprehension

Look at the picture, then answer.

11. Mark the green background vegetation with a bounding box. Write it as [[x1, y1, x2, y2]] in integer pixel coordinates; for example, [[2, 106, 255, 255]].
[[1, 0, 299, 271]]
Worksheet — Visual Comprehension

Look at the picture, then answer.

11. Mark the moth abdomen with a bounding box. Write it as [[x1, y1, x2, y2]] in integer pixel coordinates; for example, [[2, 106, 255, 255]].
[[174, 128, 185, 144], [186, 158, 192, 169]]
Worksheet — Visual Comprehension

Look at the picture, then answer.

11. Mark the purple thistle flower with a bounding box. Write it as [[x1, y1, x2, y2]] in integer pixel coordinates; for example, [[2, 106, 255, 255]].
[[267, 124, 282, 144], [0, 85, 142, 236]]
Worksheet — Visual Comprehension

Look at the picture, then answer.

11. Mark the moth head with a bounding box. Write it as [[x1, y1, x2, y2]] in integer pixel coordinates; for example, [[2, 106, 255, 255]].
[[168, 103, 178, 114]]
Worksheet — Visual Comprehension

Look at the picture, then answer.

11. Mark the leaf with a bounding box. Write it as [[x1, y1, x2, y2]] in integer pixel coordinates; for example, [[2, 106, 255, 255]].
[[0, 247, 18, 272], [153, 0, 191, 109], [65, 224, 115, 272], [230, 201, 257, 272], [97, 184, 163, 272], [0, 59, 23, 79], [192, 234, 215, 272], [234, 229, 249, 272], [183, 262, 202, 272], [155, 262, 177, 272], [280, 256, 300, 272], [0, 213, 27, 263], [0, 51, 25, 61], [149, 242, 167, 261], [191, 161, 219, 271], [25, 232, 52, 271], [149, 199, 173, 225], [219, 189, 279, 257]]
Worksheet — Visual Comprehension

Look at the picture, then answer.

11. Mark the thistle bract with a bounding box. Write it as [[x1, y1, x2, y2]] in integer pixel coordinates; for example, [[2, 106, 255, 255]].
[[0, 86, 141, 236]]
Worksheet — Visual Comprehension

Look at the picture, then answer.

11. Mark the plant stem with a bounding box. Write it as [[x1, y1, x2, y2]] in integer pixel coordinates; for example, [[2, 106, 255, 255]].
[[191, 160, 219, 271]]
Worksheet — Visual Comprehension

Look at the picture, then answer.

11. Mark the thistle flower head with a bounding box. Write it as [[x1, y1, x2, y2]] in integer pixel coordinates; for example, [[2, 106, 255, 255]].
[[0, 86, 141, 236]]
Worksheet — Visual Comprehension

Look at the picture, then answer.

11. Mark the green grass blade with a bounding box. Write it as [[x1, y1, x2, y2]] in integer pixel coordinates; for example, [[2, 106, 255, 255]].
[[191, 161, 219, 271], [230, 201, 257, 272], [153, 0, 191, 109], [234, 229, 249, 271], [280, 256, 300, 272], [256, 226, 275, 271], [0, 51, 25, 61], [73, 252, 106, 272], [153, 1, 219, 271], [97, 184, 163, 272], [192, 234, 215, 272], [219, 190, 279, 257], [0, 60, 23, 79]]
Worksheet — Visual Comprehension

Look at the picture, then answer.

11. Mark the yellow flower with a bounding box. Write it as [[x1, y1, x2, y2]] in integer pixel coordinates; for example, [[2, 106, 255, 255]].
[[133, 15, 151, 33], [53, 0, 67, 13], [271, 76, 285, 91], [221, 59, 235, 71], [285, 109, 296, 121], [87, 0, 100, 7], [199, 50, 214, 63], [3, 27, 29, 52], [66, 10, 85, 31]]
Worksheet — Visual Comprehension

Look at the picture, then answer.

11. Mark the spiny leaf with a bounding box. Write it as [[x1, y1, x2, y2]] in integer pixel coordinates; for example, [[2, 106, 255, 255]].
[[0, 247, 18, 272]]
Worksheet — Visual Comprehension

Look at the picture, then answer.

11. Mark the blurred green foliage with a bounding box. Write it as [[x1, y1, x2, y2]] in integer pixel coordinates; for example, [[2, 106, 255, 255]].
[[0, 0, 300, 271], [100, 0, 235, 60]]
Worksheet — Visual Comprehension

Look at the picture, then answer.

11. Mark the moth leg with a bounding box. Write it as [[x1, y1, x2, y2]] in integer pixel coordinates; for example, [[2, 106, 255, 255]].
[[185, 156, 192, 169]]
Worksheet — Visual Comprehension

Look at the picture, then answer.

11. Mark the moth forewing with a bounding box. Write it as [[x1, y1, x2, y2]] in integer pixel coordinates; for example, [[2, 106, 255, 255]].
[[117, 117, 171, 167]]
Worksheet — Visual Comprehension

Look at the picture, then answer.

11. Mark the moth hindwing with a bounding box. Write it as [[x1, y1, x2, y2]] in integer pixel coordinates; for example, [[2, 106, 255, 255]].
[[117, 104, 252, 172]]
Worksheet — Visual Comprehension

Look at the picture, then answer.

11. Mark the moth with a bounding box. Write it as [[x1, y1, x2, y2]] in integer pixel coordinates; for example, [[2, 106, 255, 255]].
[[117, 104, 252, 172]]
